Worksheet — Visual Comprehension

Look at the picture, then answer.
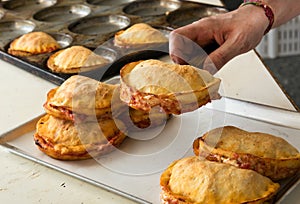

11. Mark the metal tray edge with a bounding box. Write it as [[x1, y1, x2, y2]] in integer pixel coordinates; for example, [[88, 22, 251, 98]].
[[0, 114, 150, 204], [1, 111, 299, 204]]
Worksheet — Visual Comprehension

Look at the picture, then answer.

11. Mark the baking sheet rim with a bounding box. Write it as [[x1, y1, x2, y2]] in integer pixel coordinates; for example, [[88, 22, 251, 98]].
[[0, 115, 150, 204]]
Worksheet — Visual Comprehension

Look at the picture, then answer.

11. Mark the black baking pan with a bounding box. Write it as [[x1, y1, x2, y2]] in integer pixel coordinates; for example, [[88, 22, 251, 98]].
[[0, 0, 227, 85]]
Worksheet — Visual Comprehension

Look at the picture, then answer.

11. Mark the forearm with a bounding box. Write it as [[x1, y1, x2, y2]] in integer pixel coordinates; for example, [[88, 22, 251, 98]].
[[258, 0, 300, 27]]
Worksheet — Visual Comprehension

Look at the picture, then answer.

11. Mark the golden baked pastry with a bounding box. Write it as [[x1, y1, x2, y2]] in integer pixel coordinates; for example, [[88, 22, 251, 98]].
[[193, 126, 300, 180], [44, 75, 123, 122], [34, 114, 127, 160], [114, 23, 168, 47], [8, 31, 60, 56], [120, 59, 221, 115], [47, 45, 109, 73], [160, 156, 280, 204]]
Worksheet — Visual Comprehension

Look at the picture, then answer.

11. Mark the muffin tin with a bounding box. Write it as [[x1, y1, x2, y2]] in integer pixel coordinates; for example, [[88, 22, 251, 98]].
[[0, 0, 227, 85]]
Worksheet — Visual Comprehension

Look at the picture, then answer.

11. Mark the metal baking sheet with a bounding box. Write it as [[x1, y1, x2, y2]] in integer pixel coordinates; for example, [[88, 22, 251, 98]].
[[1, 98, 300, 204], [0, 0, 226, 85]]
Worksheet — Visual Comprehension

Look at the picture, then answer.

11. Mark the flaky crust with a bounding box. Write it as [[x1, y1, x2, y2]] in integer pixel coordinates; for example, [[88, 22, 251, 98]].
[[114, 23, 168, 47], [160, 156, 280, 204], [8, 31, 60, 56], [120, 60, 221, 115], [34, 114, 127, 160], [193, 126, 300, 180], [44, 75, 124, 122], [47, 45, 109, 73]]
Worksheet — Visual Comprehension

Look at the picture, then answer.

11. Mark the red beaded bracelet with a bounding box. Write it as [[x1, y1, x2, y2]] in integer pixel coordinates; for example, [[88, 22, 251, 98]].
[[240, 0, 275, 35]]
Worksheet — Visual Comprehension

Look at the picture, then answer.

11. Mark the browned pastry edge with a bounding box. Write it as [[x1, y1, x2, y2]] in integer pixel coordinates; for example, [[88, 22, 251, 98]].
[[121, 83, 220, 115], [47, 49, 108, 74], [43, 100, 114, 122], [193, 131, 300, 181], [8, 49, 37, 57], [8, 45, 59, 57], [43, 86, 125, 122], [33, 129, 126, 161]]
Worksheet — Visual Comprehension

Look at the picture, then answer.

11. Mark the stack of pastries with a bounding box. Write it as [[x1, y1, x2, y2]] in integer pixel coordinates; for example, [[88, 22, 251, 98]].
[[34, 75, 127, 160], [160, 126, 300, 203], [34, 74, 176, 160], [34, 58, 221, 160]]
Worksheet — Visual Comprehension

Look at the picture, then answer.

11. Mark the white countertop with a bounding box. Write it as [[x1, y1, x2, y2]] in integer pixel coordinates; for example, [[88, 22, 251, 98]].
[[1, 0, 299, 203], [0, 60, 137, 203]]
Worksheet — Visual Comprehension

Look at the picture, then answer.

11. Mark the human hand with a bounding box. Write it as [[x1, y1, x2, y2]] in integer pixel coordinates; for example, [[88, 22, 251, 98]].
[[169, 5, 269, 74]]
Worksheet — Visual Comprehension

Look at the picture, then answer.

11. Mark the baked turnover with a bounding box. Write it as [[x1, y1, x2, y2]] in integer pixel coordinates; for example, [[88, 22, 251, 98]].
[[160, 156, 280, 204], [44, 75, 123, 122], [47, 45, 109, 73], [8, 31, 60, 56], [193, 126, 300, 180], [114, 23, 168, 47], [120, 59, 221, 115], [34, 114, 127, 160]]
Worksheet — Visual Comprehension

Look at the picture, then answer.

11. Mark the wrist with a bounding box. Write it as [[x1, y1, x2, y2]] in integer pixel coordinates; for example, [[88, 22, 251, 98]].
[[239, 0, 274, 35]]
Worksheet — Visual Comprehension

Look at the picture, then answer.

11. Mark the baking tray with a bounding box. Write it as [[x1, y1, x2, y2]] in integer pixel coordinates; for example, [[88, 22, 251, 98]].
[[1, 97, 300, 204], [0, 0, 227, 85]]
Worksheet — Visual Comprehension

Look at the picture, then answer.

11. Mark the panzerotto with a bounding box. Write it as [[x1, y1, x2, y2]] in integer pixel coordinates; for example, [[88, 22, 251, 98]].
[[8, 31, 60, 56], [43, 75, 122, 122], [47, 45, 109, 73], [34, 114, 127, 160], [160, 156, 280, 204], [120, 59, 221, 115], [193, 126, 300, 180], [114, 23, 168, 47]]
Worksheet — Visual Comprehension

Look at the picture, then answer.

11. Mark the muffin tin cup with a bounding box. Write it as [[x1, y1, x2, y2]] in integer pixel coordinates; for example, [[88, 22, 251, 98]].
[[0, 20, 36, 48], [33, 4, 92, 22], [2, 0, 57, 12], [0, 0, 227, 85], [123, 0, 182, 17], [166, 5, 227, 28]]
